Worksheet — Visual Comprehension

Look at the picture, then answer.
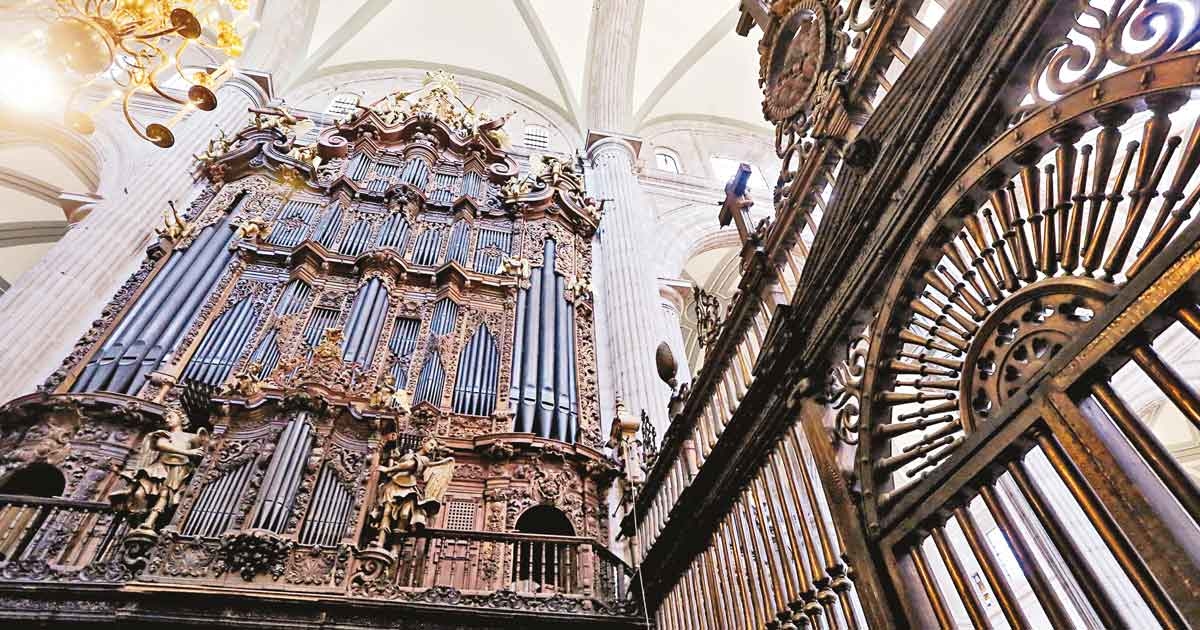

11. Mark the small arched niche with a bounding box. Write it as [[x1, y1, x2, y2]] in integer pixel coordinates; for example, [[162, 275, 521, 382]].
[[0, 462, 66, 497]]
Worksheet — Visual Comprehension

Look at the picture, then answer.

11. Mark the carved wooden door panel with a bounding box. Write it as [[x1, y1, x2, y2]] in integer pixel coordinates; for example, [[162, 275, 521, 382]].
[[853, 47, 1200, 627]]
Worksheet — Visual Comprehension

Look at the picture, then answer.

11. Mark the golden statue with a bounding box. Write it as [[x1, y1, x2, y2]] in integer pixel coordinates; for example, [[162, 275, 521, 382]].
[[193, 129, 232, 167], [313, 327, 344, 361], [370, 436, 455, 546], [499, 256, 532, 281], [224, 362, 263, 397], [231, 216, 270, 245], [286, 143, 323, 170], [109, 411, 208, 533], [155, 205, 195, 242]]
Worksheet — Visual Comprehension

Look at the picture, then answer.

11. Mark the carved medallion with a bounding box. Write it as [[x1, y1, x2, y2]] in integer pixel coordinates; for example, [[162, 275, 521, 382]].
[[762, 0, 829, 123], [960, 278, 1115, 427]]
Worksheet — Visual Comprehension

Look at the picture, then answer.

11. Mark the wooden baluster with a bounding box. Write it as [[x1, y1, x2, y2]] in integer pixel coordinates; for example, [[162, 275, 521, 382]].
[[1061, 142, 1091, 272], [1033, 432, 1186, 628], [1080, 106, 1131, 259], [953, 503, 1031, 629], [930, 524, 991, 629], [910, 539, 954, 630], [719, 522, 755, 629], [746, 481, 789, 624], [961, 210, 1006, 301], [779, 432, 833, 624], [1174, 302, 1200, 340], [1105, 94, 1187, 279], [758, 459, 803, 607], [1130, 343, 1200, 430], [982, 204, 1019, 291], [1091, 380, 1200, 523], [1084, 139, 1139, 273], [787, 426, 856, 628], [978, 484, 1075, 629], [1051, 123, 1084, 273], [1041, 163, 1059, 276], [943, 239, 996, 307], [1015, 148, 1045, 274], [1131, 114, 1200, 277], [1004, 461, 1127, 629], [731, 500, 769, 627]]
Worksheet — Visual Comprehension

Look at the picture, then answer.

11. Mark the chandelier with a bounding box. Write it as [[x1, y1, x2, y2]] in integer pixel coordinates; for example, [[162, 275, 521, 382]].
[[41, 0, 253, 148]]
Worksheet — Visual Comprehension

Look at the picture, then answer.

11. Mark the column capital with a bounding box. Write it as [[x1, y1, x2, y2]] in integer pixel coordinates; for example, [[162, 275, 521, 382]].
[[585, 130, 643, 161], [657, 278, 691, 314]]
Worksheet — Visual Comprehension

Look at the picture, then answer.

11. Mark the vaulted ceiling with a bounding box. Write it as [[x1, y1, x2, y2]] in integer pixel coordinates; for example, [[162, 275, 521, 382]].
[[281, 1, 767, 134]]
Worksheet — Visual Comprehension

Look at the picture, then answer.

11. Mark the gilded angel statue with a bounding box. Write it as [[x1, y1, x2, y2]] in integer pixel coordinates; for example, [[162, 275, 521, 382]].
[[370, 436, 455, 547], [108, 410, 208, 533]]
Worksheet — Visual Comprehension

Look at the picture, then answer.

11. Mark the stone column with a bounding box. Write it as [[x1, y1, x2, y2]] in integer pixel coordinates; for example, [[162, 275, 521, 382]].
[[586, 133, 668, 433], [583, 0, 643, 131], [0, 75, 267, 401]]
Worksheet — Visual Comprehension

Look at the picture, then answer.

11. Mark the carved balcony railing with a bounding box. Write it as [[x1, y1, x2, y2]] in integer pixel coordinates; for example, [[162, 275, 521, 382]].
[[388, 529, 631, 603], [0, 495, 641, 624], [0, 494, 125, 570]]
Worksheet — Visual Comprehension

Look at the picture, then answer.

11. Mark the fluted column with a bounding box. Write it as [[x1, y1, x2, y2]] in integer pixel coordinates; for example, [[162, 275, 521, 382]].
[[587, 134, 667, 431], [0, 76, 267, 401], [583, 0, 643, 131]]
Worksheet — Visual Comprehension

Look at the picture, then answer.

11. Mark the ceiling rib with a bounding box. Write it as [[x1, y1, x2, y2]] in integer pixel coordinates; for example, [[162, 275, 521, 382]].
[[284, 0, 391, 94], [514, 0, 584, 134], [632, 7, 739, 130]]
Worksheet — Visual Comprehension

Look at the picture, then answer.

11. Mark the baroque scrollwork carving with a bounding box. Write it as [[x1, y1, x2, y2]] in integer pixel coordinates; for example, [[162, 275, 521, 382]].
[[215, 529, 294, 581], [827, 324, 869, 446], [1025, 0, 1200, 106]]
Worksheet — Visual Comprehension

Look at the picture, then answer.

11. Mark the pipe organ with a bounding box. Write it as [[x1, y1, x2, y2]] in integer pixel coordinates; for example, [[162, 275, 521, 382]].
[[0, 72, 637, 626]]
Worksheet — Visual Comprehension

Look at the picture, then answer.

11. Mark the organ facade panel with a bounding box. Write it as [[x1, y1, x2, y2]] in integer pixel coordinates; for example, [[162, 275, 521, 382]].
[[0, 72, 638, 628]]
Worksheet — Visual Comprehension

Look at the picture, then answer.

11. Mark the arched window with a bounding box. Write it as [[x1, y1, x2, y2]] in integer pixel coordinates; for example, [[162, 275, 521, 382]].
[[0, 463, 67, 561], [512, 505, 575, 592], [515, 505, 574, 536], [654, 149, 681, 174], [325, 92, 360, 122], [0, 463, 65, 497], [709, 155, 768, 191], [522, 124, 550, 150]]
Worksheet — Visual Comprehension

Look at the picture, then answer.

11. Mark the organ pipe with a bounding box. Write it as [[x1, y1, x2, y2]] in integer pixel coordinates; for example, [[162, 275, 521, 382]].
[[414, 351, 446, 406], [376, 212, 410, 252], [445, 220, 470, 266], [183, 461, 252, 537], [74, 211, 241, 395], [340, 219, 373, 256], [411, 227, 443, 266], [275, 279, 311, 316], [267, 201, 321, 247], [251, 415, 313, 532], [300, 465, 352, 546], [452, 325, 499, 416], [510, 239, 578, 441], [182, 297, 261, 386], [342, 278, 389, 366], [312, 204, 342, 249]]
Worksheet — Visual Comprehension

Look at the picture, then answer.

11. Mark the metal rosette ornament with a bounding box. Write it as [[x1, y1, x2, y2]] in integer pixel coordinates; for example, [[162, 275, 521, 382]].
[[43, 0, 253, 148]]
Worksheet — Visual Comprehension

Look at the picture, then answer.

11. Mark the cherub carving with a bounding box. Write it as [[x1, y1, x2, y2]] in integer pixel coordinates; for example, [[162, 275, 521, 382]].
[[193, 129, 232, 167], [224, 362, 263, 398], [370, 436, 455, 546], [155, 203, 195, 242], [231, 216, 270, 246], [499, 256, 532, 281], [108, 410, 208, 533]]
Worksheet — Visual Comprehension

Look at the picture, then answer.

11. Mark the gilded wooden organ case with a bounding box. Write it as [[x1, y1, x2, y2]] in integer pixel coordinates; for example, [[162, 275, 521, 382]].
[[0, 75, 635, 618]]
